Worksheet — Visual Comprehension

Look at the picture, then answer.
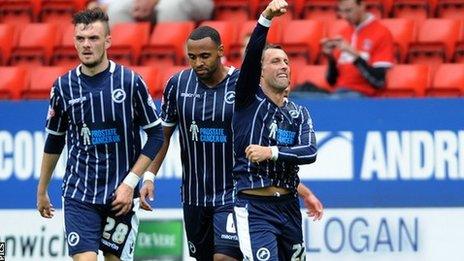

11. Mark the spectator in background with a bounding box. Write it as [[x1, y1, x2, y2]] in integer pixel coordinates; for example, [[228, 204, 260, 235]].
[[321, 0, 394, 97], [92, 0, 214, 26]]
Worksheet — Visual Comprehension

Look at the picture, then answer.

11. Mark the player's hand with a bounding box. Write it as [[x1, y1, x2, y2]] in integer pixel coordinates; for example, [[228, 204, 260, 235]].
[[139, 180, 154, 211], [262, 0, 288, 19], [301, 193, 323, 221], [245, 144, 272, 163], [37, 192, 55, 218], [112, 183, 134, 216]]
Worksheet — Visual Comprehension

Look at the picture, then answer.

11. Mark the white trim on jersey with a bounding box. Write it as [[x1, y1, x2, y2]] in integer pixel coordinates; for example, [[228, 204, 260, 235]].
[[161, 121, 176, 127], [234, 206, 254, 261], [142, 118, 162, 129], [45, 128, 66, 136]]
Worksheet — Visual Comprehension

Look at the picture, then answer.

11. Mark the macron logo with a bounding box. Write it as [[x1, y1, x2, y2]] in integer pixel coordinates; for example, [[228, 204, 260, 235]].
[[68, 97, 87, 105], [299, 131, 354, 180]]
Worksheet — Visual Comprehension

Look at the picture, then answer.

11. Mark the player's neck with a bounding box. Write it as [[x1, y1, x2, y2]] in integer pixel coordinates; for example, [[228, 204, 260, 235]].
[[80, 57, 110, 77], [201, 65, 229, 88], [262, 85, 285, 107]]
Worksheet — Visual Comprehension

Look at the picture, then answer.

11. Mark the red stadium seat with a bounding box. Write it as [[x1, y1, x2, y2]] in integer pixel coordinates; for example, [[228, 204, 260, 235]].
[[436, 0, 464, 19], [155, 66, 189, 99], [427, 63, 464, 96], [391, 0, 431, 25], [295, 65, 331, 92], [384, 64, 429, 97], [140, 22, 194, 67], [52, 24, 79, 68], [10, 23, 59, 66], [108, 22, 150, 66], [454, 20, 464, 63], [213, 0, 251, 22], [130, 66, 160, 97], [302, 0, 338, 21], [229, 19, 283, 63], [0, 0, 41, 26], [0, 66, 28, 99], [380, 18, 416, 63], [23, 66, 68, 99], [0, 24, 16, 65], [199, 21, 238, 59], [281, 20, 325, 65], [256, 0, 304, 19], [364, 0, 394, 18], [40, 0, 87, 24], [407, 19, 461, 67]]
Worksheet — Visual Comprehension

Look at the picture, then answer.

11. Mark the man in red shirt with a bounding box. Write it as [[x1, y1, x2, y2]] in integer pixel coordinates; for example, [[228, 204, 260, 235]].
[[321, 0, 394, 96]]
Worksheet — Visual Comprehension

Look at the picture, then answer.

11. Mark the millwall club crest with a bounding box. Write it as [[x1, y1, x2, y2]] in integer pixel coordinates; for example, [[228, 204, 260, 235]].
[[225, 91, 235, 104], [112, 89, 126, 103]]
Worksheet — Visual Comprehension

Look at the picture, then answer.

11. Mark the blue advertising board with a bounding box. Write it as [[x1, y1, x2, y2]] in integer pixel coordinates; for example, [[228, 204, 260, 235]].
[[1, 98, 463, 209]]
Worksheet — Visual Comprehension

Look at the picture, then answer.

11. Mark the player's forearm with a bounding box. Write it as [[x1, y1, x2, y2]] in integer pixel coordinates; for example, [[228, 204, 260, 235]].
[[275, 145, 317, 164], [235, 16, 270, 109], [297, 183, 313, 198], [146, 126, 174, 175], [37, 153, 61, 194]]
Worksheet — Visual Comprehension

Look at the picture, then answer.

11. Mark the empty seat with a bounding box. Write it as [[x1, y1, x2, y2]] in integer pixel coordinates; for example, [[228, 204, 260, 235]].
[[392, 0, 431, 25], [213, 0, 251, 22], [364, 0, 394, 18], [52, 24, 79, 68], [40, 0, 87, 24], [10, 23, 59, 66], [108, 22, 150, 66], [0, 66, 28, 99], [380, 18, 416, 62], [436, 0, 464, 19], [427, 63, 464, 96], [23, 66, 68, 99], [230, 19, 283, 63], [156, 66, 189, 99], [384, 64, 429, 97], [408, 18, 460, 66], [256, 0, 304, 19], [199, 21, 237, 59], [130, 66, 160, 97], [302, 0, 338, 21], [140, 22, 194, 67], [0, 24, 16, 65], [0, 0, 41, 26], [294, 65, 331, 92], [282, 20, 325, 65]]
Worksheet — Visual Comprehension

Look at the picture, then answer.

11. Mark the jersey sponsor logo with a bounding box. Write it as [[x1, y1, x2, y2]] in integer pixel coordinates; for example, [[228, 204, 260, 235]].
[[68, 96, 87, 106], [199, 128, 227, 143], [276, 129, 296, 145], [256, 247, 270, 261], [81, 123, 92, 145], [180, 92, 201, 98], [300, 131, 354, 180], [112, 89, 126, 103], [91, 128, 120, 145], [225, 91, 235, 104], [67, 232, 80, 247]]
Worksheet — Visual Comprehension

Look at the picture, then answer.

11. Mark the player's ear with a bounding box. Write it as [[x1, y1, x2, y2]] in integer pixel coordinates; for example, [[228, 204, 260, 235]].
[[105, 35, 111, 50], [217, 44, 224, 57]]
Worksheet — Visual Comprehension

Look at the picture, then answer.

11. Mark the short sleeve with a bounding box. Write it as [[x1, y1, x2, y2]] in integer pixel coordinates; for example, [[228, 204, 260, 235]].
[[134, 74, 161, 129], [45, 80, 68, 136]]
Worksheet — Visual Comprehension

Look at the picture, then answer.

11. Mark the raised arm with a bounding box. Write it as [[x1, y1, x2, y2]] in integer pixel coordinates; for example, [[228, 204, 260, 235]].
[[235, 0, 288, 110]]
